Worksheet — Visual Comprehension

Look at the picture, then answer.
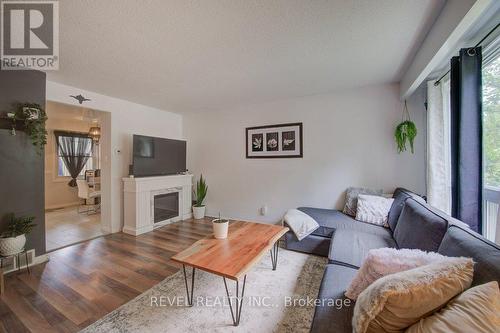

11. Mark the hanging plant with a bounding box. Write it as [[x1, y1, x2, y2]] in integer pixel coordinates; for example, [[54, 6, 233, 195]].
[[13, 103, 48, 153], [394, 100, 417, 154]]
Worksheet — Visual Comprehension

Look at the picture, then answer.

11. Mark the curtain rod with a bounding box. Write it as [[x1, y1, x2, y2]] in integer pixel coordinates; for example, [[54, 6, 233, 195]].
[[54, 129, 91, 138], [434, 22, 500, 86]]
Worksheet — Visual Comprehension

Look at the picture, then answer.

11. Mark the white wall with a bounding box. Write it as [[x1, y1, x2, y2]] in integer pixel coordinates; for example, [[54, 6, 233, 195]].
[[46, 81, 183, 233], [184, 83, 426, 223]]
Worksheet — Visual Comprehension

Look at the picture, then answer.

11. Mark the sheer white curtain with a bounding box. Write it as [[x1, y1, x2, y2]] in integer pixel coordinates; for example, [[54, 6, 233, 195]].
[[426, 78, 452, 213]]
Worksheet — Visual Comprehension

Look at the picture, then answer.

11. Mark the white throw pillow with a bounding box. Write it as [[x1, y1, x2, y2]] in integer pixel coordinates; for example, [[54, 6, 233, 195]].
[[283, 209, 319, 241], [343, 187, 383, 216], [355, 194, 394, 226], [345, 248, 451, 300]]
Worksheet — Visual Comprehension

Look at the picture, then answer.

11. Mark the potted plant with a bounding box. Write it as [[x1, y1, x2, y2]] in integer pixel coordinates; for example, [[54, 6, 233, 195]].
[[192, 174, 208, 219], [212, 213, 229, 239], [394, 100, 417, 154], [0, 214, 36, 256]]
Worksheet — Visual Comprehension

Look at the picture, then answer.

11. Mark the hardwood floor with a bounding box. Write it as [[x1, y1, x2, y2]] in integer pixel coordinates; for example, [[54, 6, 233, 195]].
[[0, 218, 213, 333], [45, 207, 103, 251]]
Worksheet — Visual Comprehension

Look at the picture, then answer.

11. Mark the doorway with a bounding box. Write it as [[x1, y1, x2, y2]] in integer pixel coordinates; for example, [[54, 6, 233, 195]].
[[44, 101, 109, 251]]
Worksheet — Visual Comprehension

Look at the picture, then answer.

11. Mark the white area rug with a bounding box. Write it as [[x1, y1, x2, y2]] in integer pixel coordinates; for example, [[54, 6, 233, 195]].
[[81, 249, 327, 333]]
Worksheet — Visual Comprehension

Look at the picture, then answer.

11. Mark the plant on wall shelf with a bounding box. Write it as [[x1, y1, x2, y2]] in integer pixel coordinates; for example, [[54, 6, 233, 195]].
[[12, 103, 48, 153], [394, 100, 417, 154]]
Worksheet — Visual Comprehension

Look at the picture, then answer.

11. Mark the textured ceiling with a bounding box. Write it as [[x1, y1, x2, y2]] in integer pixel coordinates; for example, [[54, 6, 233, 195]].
[[47, 0, 445, 112]]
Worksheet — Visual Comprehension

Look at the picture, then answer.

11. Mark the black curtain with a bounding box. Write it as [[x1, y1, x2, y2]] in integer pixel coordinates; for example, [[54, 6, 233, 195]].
[[450, 47, 483, 233], [54, 131, 93, 187]]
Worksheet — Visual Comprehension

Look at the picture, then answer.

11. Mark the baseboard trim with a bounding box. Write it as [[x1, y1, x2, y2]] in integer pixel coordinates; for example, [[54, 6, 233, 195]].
[[1, 252, 49, 275], [123, 225, 153, 236], [45, 202, 81, 211], [33, 253, 50, 266], [205, 214, 280, 225]]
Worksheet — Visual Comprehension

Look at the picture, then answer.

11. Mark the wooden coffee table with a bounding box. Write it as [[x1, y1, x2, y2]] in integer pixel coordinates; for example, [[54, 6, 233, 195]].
[[171, 221, 289, 326]]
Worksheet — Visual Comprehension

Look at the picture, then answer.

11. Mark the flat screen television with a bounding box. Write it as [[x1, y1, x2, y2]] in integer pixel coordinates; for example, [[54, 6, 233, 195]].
[[132, 135, 186, 177]]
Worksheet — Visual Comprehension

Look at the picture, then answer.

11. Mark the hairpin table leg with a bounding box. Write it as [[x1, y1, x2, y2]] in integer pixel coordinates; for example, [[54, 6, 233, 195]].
[[270, 241, 279, 270], [182, 265, 195, 306], [223, 275, 247, 326]]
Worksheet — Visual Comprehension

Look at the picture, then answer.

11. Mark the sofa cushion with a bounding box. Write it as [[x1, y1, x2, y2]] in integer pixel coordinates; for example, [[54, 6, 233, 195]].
[[297, 207, 391, 238], [393, 198, 448, 252], [387, 188, 425, 231], [311, 225, 336, 238], [283, 231, 331, 257], [328, 229, 397, 268], [438, 224, 500, 286], [310, 264, 357, 333]]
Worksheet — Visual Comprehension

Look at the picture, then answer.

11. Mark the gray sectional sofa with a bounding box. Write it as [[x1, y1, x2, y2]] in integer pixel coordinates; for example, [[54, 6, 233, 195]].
[[283, 188, 500, 333]]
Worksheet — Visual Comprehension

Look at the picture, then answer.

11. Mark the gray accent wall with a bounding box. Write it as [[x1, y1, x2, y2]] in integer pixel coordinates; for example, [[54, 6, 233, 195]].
[[0, 70, 46, 255]]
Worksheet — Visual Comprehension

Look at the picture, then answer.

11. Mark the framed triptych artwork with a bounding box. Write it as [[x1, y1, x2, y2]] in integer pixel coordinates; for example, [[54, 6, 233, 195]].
[[246, 123, 303, 158]]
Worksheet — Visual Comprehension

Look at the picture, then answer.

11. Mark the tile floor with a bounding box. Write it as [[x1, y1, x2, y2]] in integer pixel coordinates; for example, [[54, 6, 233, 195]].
[[45, 206, 104, 251]]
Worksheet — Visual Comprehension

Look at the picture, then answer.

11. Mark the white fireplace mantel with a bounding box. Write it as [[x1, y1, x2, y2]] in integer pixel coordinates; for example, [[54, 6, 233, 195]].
[[123, 174, 193, 236]]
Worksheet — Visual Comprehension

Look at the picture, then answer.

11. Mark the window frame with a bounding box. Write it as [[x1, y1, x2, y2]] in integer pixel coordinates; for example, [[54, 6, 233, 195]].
[[53, 131, 94, 180], [481, 35, 500, 244]]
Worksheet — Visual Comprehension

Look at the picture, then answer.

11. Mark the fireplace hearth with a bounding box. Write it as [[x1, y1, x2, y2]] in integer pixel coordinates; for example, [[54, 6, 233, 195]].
[[154, 192, 179, 223]]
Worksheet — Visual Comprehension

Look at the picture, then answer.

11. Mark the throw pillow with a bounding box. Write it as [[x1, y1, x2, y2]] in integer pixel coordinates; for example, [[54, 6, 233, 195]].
[[355, 194, 394, 226], [283, 209, 319, 241], [405, 281, 500, 333], [343, 187, 383, 217], [352, 257, 474, 333], [345, 248, 449, 300]]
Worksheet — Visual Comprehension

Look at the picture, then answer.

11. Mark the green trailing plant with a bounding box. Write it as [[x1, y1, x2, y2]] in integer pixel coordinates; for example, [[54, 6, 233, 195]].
[[394, 101, 417, 153], [1, 213, 36, 238], [194, 174, 208, 207], [12, 103, 48, 153]]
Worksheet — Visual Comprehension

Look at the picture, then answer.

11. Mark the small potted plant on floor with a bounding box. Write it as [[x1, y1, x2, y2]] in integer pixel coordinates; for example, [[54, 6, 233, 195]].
[[212, 213, 229, 239], [0, 214, 36, 256], [192, 174, 208, 219]]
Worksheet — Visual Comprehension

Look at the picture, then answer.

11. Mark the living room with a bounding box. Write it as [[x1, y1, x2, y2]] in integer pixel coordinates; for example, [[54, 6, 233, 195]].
[[0, 1, 499, 332]]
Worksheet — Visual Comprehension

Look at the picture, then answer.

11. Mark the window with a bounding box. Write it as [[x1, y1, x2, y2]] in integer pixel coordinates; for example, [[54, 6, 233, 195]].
[[482, 50, 500, 244], [57, 155, 93, 177], [56, 133, 94, 178], [483, 54, 500, 188]]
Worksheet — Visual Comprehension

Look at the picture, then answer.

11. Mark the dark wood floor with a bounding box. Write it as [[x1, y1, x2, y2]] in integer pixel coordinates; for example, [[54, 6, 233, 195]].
[[0, 218, 213, 333]]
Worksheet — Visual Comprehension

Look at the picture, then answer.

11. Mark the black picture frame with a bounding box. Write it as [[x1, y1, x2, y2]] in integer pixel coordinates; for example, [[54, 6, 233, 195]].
[[245, 122, 303, 158]]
